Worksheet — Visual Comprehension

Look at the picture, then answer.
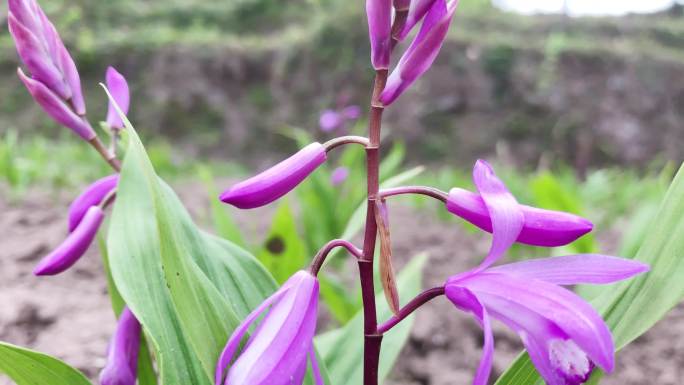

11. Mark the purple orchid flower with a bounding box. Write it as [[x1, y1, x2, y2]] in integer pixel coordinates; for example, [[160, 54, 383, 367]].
[[446, 186, 593, 247], [220, 143, 327, 209], [8, 0, 92, 138], [215, 270, 323, 385], [330, 167, 350, 186], [68, 174, 118, 232], [366, 0, 393, 70], [442, 160, 649, 385], [34, 205, 104, 275], [397, 0, 439, 40], [380, 0, 459, 105], [105, 66, 130, 130], [99, 307, 141, 385]]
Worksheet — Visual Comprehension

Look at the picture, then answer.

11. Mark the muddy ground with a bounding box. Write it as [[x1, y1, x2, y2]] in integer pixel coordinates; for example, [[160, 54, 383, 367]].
[[1, 182, 683, 385]]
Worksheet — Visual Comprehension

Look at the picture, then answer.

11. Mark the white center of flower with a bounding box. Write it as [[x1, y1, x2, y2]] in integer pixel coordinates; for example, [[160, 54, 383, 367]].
[[548, 339, 593, 384]]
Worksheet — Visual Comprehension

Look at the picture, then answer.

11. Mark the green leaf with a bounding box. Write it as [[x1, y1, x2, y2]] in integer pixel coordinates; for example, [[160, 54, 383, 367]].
[[316, 253, 428, 385], [495, 163, 684, 385], [258, 199, 307, 283], [0, 342, 92, 385]]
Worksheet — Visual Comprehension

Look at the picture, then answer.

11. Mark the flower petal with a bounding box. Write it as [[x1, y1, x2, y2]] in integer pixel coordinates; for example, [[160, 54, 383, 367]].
[[397, 0, 438, 40], [489, 254, 649, 285], [99, 307, 141, 385], [309, 345, 324, 385], [472, 160, 524, 270], [215, 282, 292, 385], [446, 187, 594, 247], [226, 271, 318, 384], [366, 0, 393, 69], [444, 285, 494, 385], [457, 272, 614, 372]]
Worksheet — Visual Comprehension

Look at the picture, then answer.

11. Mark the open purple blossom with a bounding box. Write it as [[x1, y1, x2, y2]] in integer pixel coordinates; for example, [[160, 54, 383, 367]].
[[105, 66, 130, 130], [215, 270, 323, 385], [68, 174, 118, 231], [8, 0, 92, 138], [366, 0, 393, 69], [220, 143, 327, 209], [442, 160, 649, 385], [34, 205, 104, 275], [380, 0, 459, 105], [99, 307, 141, 385]]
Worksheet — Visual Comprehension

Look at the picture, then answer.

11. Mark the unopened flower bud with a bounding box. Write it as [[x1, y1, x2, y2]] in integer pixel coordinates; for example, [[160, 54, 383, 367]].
[[366, 0, 393, 69], [446, 188, 593, 247], [220, 143, 327, 209], [17, 68, 95, 140], [68, 174, 119, 231], [34, 206, 104, 275], [99, 307, 141, 385], [105, 67, 130, 130]]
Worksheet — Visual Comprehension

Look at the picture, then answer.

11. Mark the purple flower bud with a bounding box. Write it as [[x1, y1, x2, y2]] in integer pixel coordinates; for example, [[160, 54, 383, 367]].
[[17, 68, 95, 140], [68, 175, 119, 232], [446, 188, 593, 247], [341, 105, 362, 120], [319, 109, 342, 132], [9, 0, 86, 115], [215, 270, 322, 385], [99, 307, 141, 385], [380, 0, 459, 105], [105, 67, 130, 130], [220, 143, 327, 209], [330, 167, 349, 186], [397, 0, 439, 40], [366, 0, 393, 69], [34, 206, 104, 276]]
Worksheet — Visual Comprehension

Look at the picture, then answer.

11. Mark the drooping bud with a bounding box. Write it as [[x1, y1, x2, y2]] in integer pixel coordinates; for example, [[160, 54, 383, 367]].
[[375, 200, 400, 315], [215, 271, 323, 385], [9, 0, 86, 115], [446, 188, 594, 247], [220, 143, 327, 209], [105, 66, 130, 130], [366, 0, 393, 69], [68, 174, 119, 231], [380, 0, 459, 105], [34, 206, 104, 275], [17, 68, 95, 140], [99, 307, 141, 385]]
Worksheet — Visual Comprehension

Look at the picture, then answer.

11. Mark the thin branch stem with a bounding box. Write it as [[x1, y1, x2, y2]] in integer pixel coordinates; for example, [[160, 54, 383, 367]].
[[379, 186, 448, 203], [323, 135, 370, 152], [89, 137, 121, 172], [377, 287, 445, 334], [309, 239, 363, 276]]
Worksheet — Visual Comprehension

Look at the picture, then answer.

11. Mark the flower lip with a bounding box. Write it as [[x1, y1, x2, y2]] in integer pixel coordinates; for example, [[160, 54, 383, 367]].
[[446, 187, 594, 247], [219, 143, 327, 209], [68, 174, 119, 231], [34, 205, 104, 275]]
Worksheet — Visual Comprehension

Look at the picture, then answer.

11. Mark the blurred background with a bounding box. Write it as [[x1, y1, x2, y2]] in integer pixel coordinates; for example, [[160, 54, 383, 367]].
[[1, 1, 684, 384]]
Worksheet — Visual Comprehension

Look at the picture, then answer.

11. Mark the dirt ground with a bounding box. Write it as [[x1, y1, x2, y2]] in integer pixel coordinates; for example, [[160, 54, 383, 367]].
[[1, 183, 683, 385]]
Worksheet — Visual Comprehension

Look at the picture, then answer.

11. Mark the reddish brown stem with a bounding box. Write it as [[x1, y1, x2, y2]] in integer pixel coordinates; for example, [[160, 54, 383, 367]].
[[361, 69, 388, 385], [323, 135, 370, 152], [377, 287, 445, 334], [379, 186, 448, 203], [309, 239, 363, 276], [89, 137, 121, 172]]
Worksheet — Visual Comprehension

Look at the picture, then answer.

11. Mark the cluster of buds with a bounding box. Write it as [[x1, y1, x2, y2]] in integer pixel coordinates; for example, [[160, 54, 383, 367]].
[[7, 1, 140, 383]]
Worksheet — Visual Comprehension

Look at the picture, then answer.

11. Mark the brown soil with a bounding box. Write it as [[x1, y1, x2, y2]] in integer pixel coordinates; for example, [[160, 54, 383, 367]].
[[1, 184, 682, 385]]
